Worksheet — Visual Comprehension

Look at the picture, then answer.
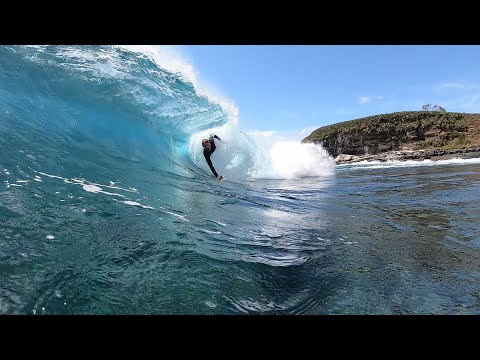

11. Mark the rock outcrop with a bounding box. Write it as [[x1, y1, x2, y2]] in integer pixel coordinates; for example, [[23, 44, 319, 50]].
[[334, 148, 480, 164], [302, 111, 480, 164]]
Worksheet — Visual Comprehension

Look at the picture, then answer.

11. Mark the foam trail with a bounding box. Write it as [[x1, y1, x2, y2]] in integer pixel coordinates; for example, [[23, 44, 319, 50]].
[[339, 157, 480, 169]]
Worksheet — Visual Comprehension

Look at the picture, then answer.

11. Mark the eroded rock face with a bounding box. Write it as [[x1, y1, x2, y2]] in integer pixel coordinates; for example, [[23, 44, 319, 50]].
[[334, 154, 362, 163], [320, 133, 397, 157]]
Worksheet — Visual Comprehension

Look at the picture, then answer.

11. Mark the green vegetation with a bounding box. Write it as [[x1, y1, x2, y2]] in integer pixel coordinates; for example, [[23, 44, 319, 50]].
[[302, 111, 480, 156]]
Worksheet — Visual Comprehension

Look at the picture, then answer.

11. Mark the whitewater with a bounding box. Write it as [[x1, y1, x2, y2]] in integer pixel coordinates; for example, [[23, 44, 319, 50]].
[[1, 45, 479, 314]]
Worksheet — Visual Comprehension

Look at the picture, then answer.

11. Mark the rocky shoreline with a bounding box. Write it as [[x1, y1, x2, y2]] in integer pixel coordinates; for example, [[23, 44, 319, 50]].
[[334, 146, 480, 165]]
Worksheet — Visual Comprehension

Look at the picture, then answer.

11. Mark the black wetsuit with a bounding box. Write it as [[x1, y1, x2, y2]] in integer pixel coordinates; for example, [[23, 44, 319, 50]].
[[204, 135, 219, 178]]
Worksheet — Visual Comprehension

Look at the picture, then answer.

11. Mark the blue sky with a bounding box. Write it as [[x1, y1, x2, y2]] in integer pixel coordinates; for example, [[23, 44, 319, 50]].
[[178, 45, 480, 138]]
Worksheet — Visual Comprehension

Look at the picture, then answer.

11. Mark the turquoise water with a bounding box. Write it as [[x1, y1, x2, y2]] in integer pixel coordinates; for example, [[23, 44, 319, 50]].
[[1, 46, 480, 314]]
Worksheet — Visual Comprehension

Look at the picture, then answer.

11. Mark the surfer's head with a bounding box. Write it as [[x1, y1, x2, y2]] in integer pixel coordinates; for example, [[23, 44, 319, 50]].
[[202, 138, 211, 151]]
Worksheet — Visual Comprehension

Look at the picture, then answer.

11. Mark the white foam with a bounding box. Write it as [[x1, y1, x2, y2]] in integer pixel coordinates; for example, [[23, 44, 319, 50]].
[[204, 301, 217, 308], [32, 170, 139, 203], [163, 210, 189, 222], [82, 184, 102, 193], [38, 172, 64, 180], [122, 200, 155, 210], [265, 141, 335, 179], [208, 220, 227, 227], [99, 190, 126, 198], [46, 235, 55, 240], [191, 124, 335, 179], [342, 156, 480, 170], [198, 228, 222, 234]]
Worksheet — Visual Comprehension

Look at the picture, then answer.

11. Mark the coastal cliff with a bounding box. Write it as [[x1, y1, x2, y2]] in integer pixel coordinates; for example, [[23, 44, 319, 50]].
[[302, 111, 480, 164]]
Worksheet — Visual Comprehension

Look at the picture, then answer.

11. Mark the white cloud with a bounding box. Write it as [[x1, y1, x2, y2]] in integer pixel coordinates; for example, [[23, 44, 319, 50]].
[[359, 96, 371, 104], [358, 95, 384, 105], [246, 130, 277, 138], [438, 82, 465, 90]]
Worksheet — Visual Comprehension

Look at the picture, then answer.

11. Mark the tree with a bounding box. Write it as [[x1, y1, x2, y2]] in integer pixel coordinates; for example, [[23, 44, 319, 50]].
[[433, 105, 446, 113], [422, 104, 446, 112]]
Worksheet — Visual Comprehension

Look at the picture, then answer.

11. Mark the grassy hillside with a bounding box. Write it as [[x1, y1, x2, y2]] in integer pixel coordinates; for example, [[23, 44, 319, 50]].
[[302, 111, 480, 157]]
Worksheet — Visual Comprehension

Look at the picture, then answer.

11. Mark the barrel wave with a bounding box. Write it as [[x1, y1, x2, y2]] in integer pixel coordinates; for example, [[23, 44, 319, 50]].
[[0, 45, 345, 315], [1, 45, 231, 179]]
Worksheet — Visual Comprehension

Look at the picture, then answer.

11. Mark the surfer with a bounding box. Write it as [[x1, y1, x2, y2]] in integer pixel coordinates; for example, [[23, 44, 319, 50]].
[[202, 135, 223, 180]]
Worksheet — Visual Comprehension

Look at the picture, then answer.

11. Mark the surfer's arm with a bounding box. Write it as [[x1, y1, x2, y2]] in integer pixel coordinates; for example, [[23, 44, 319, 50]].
[[209, 135, 221, 144], [204, 152, 219, 178], [209, 136, 217, 154]]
